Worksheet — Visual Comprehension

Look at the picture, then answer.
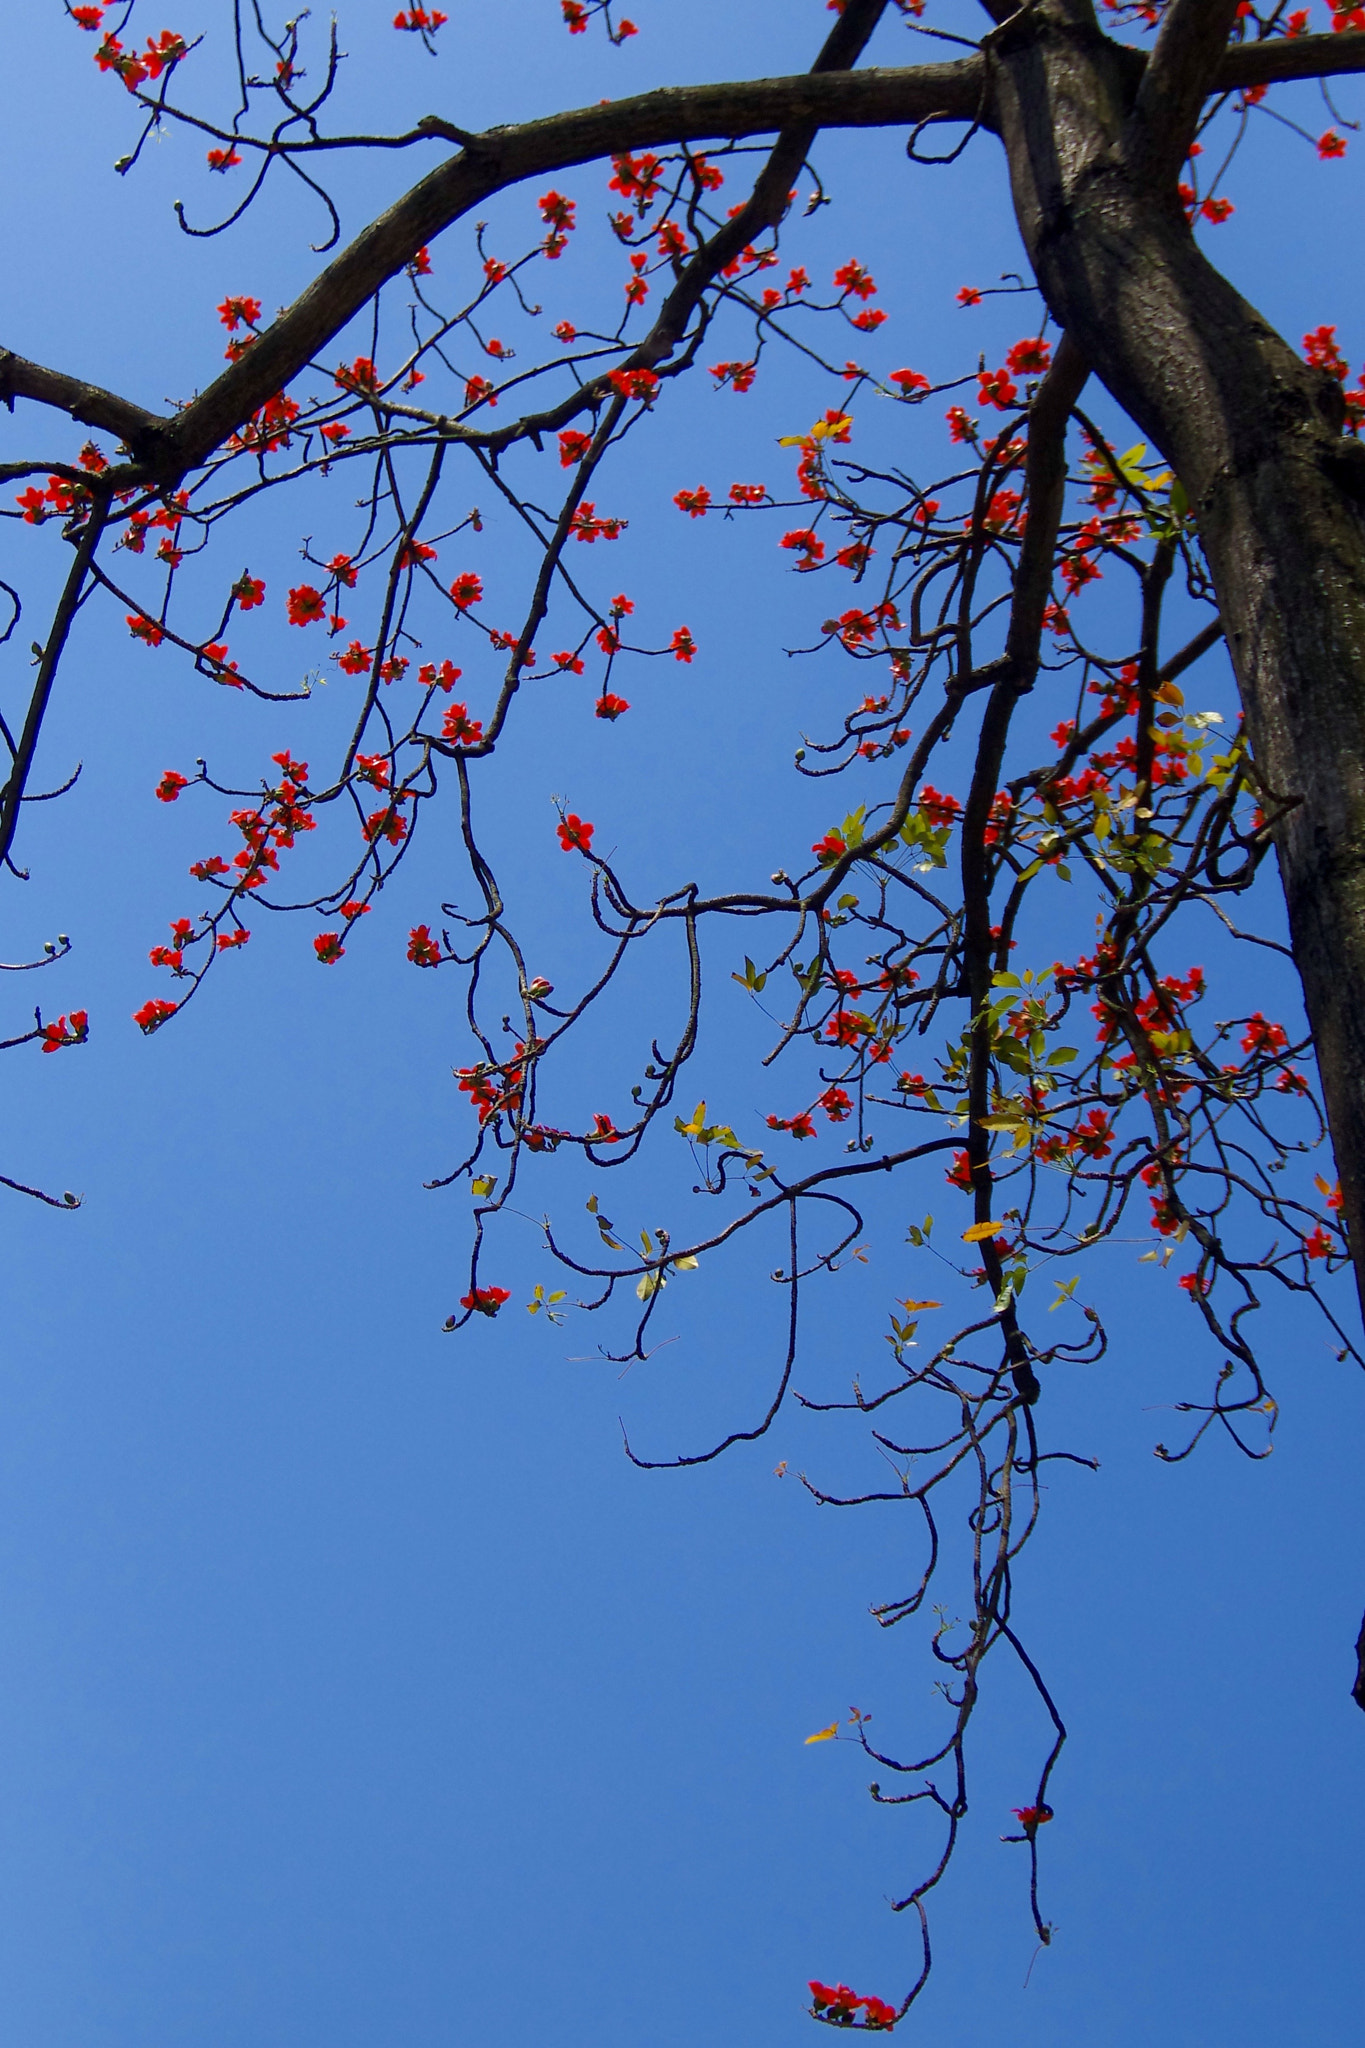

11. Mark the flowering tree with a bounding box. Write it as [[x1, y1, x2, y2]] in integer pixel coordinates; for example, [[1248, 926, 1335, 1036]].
[[6, 0, 1365, 2025]]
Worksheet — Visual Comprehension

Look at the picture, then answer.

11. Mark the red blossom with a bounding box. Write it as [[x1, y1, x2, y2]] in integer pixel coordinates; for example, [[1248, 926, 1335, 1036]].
[[133, 998, 177, 1033], [441, 703, 485, 747], [557, 813, 594, 853], [674, 486, 712, 518], [408, 924, 442, 966], [287, 584, 325, 626], [450, 571, 483, 609], [218, 295, 262, 330], [155, 770, 188, 803], [313, 932, 345, 964], [461, 1285, 511, 1315], [670, 626, 696, 663], [595, 693, 630, 720]]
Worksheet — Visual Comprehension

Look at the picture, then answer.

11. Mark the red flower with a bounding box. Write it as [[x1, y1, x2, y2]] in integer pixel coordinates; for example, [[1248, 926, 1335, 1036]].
[[820, 1086, 852, 1122], [554, 320, 577, 343], [418, 659, 463, 692], [218, 295, 262, 330], [155, 770, 188, 803], [781, 528, 825, 569], [670, 626, 696, 662], [133, 998, 177, 1033], [595, 693, 630, 720], [450, 572, 483, 609], [833, 258, 877, 301], [40, 1011, 89, 1054], [890, 367, 930, 394], [313, 932, 345, 964], [674, 486, 711, 518], [812, 830, 847, 866], [1200, 196, 1234, 223], [393, 7, 448, 29], [189, 855, 230, 880], [407, 924, 442, 966], [558, 429, 592, 467], [461, 1285, 511, 1315], [1305, 1224, 1334, 1260], [287, 584, 325, 626], [232, 572, 266, 609], [1012, 1804, 1053, 1834], [956, 285, 982, 306], [729, 482, 766, 505], [363, 807, 409, 847], [1005, 335, 1052, 375], [766, 1110, 816, 1139], [978, 366, 1020, 410], [1241, 1012, 1289, 1055], [608, 366, 660, 402], [127, 614, 164, 647], [570, 501, 624, 542], [441, 702, 485, 746], [207, 145, 242, 171], [557, 813, 594, 853]]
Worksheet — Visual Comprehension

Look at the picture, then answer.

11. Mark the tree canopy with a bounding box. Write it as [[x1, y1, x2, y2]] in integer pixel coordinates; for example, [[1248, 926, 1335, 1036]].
[[6, 0, 1365, 2032]]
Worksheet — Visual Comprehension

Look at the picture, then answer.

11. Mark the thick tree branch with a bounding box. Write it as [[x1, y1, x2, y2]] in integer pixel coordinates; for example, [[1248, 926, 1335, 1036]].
[[0, 350, 167, 461], [1128, 0, 1245, 188], [2, 36, 1361, 476]]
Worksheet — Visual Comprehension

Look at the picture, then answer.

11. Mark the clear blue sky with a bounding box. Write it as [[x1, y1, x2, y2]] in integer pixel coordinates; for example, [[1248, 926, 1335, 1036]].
[[1, 4, 1363, 2043]]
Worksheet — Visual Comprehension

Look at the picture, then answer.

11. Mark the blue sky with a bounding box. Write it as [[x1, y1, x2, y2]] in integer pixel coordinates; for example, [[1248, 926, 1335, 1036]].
[[1, 3, 1364, 2043]]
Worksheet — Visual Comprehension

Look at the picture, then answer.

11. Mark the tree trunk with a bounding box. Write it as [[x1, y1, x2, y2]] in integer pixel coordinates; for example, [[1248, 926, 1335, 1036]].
[[991, 9, 1365, 1329]]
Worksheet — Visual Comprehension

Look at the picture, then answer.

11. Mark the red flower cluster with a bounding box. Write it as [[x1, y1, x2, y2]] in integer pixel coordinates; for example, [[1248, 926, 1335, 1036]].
[[393, 7, 448, 29], [408, 924, 442, 966], [570, 502, 625, 542], [766, 1110, 815, 1139], [94, 27, 186, 92], [40, 1010, 89, 1054], [133, 998, 177, 1033], [1241, 1012, 1289, 1055], [809, 1982, 897, 2028]]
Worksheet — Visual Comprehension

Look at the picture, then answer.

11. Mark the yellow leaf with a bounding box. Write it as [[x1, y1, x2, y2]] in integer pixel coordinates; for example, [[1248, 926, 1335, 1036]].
[[962, 1220, 1000, 1242], [898, 1299, 941, 1311], [673, 1254, 700, 1272], [804, 1722, 839, 1745], [471, 1175, 496, 1198]]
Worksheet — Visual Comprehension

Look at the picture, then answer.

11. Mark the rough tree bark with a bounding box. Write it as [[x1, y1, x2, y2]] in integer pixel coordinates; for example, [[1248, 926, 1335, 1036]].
[[980, 0, 1365, 1701]]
